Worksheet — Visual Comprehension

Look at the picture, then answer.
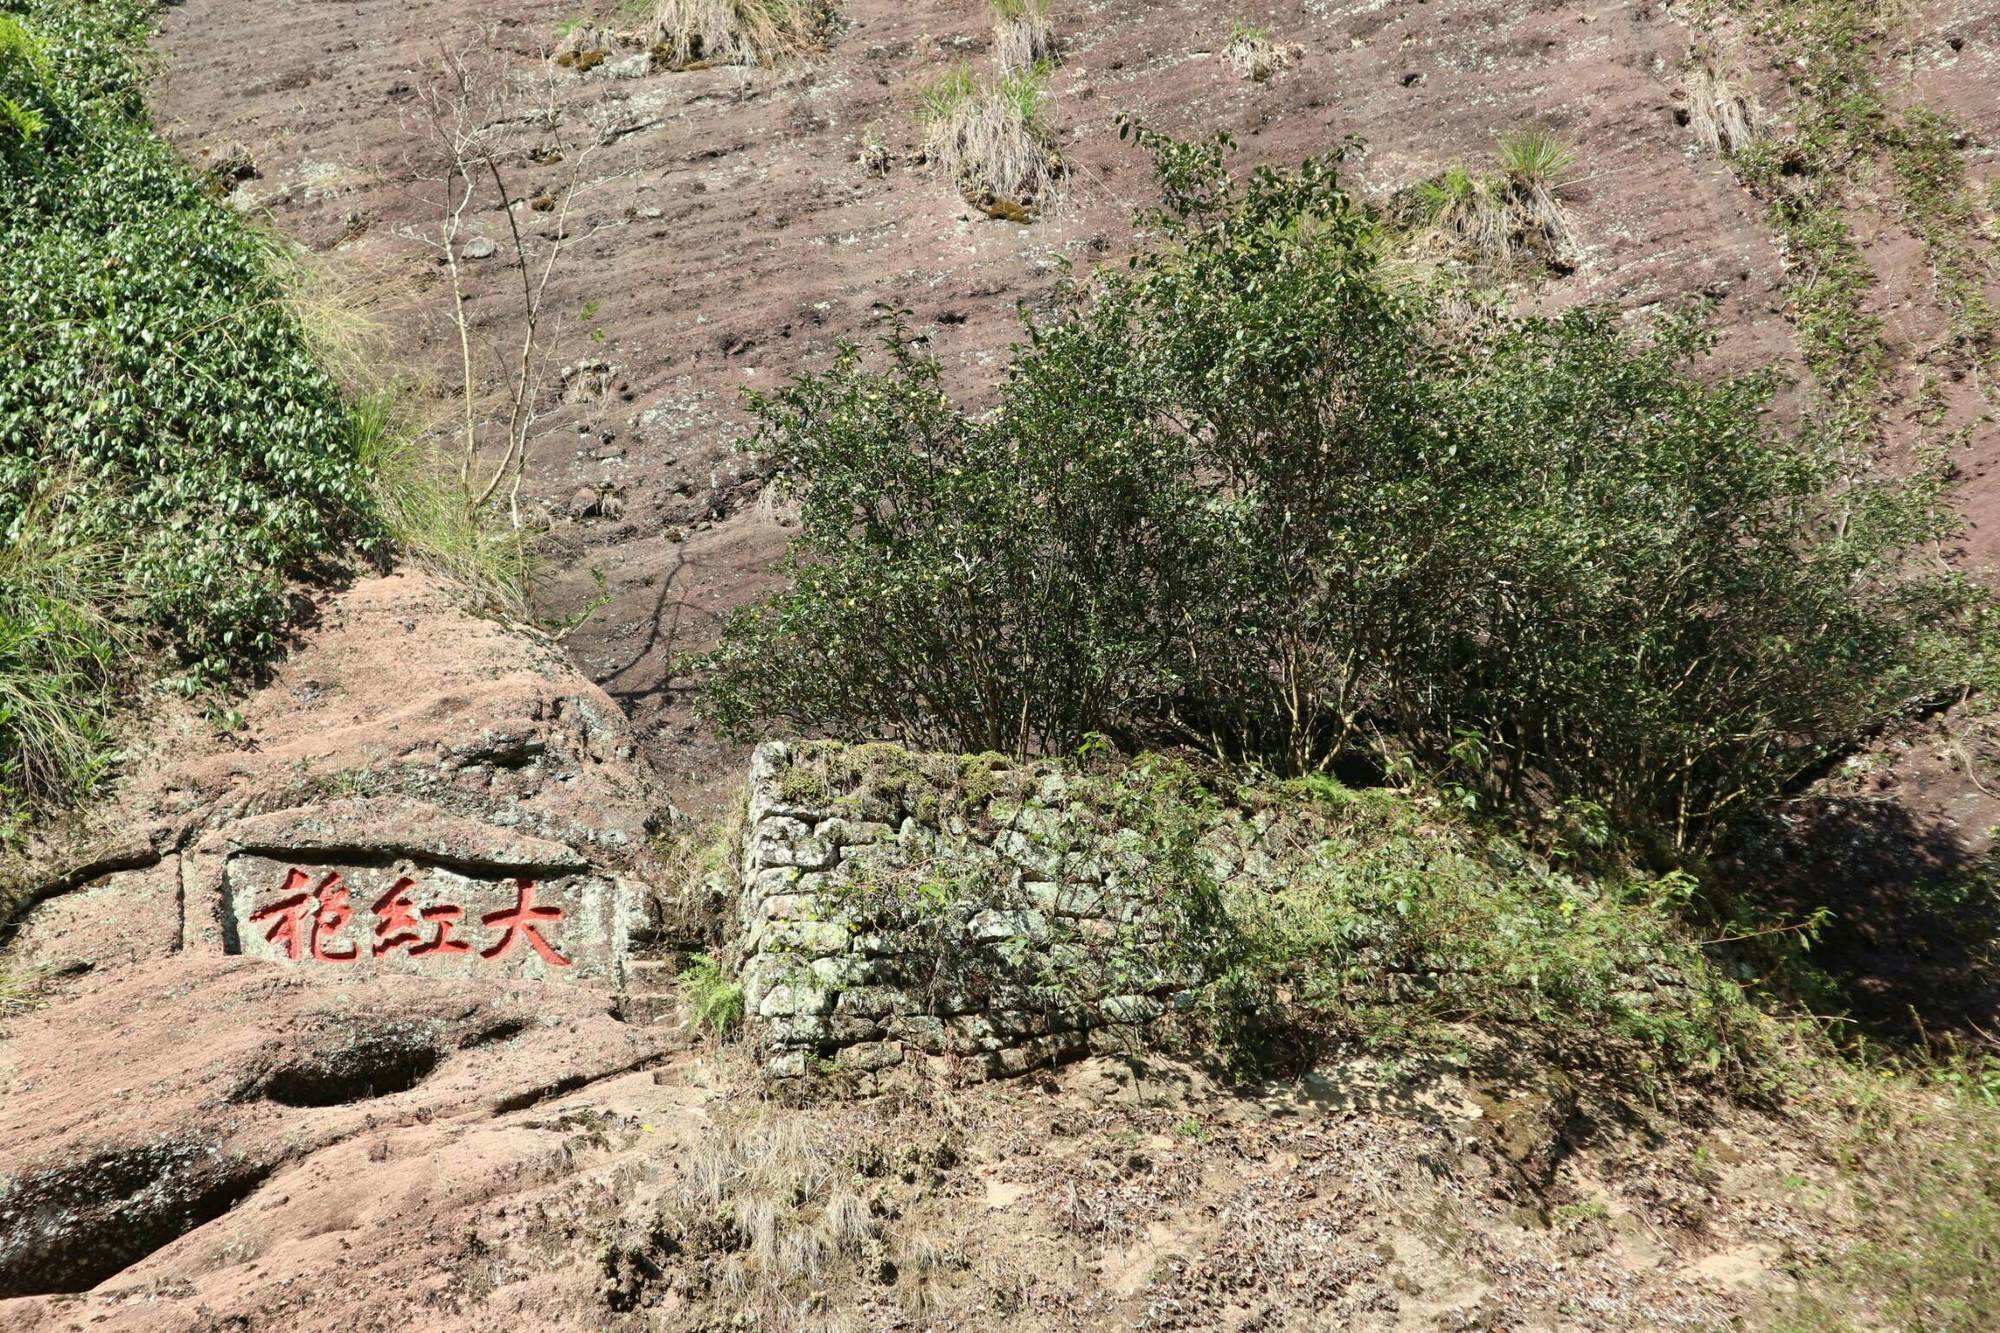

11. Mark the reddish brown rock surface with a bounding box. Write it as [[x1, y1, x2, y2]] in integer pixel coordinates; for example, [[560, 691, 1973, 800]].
[[143, 0, 1996, 814]]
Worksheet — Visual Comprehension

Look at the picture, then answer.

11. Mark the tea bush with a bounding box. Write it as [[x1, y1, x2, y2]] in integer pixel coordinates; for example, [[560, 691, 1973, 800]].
[[0, 0, 378, 814], [703, 128, 1986, 854]]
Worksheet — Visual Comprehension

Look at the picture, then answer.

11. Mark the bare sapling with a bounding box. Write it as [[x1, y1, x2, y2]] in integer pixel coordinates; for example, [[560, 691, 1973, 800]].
[[405, 43, 609, 531]]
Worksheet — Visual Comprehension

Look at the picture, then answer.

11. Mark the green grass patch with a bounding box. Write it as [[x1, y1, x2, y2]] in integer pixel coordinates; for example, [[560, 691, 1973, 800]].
[[1887, 107, 1998, 379], [0, 497, 126, 834], [681, 952, 746, 1036], [1391, 127, 1580, 277], [1710, 0, 1892, 449], [1775, 1058, 2000, 1329], [0, 1, 540, 832]]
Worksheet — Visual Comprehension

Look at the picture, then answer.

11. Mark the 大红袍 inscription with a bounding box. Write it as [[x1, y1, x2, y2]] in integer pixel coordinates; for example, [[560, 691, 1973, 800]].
[[221, 857, 627, 984], [250, 870, 572, 967]]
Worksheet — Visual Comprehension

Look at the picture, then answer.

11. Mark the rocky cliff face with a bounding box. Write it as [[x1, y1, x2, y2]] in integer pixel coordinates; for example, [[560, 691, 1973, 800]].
[[143, 0, 2000, 828], [7, 572, 667, 978]]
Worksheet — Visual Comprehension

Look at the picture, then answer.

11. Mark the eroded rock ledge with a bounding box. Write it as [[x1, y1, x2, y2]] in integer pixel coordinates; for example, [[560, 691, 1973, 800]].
[[4, 572, 667, 984]]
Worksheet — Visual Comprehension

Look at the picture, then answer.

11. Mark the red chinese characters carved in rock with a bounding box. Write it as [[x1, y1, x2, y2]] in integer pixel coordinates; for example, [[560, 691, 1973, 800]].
[[250, 872, 570, 967]]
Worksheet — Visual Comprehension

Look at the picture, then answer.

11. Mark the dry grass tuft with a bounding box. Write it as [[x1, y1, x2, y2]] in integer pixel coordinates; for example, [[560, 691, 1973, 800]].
[[0, 491, 126, 815], [1682, 55, 1761, 157], [623, 1101, 975, 1327], [991, 0, 1055, 73], [918, 62, 1062, 215], [1223, 20, 1299, 82], [261, 244, 535, 615], [647, 0, 837, 70], [1393, 128, 1580, 276]]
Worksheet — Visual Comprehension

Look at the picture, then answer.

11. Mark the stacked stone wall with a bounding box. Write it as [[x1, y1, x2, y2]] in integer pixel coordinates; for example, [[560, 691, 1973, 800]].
[[734, 742, 1276, 1083]]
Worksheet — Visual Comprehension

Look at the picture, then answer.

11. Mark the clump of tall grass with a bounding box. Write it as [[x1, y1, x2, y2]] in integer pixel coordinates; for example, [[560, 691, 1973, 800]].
[[918, 61, 1062, 214], [0, 494, 127, 820], [1395, 127, 1580, 274], [647, 0, 837, 70], [350, 397, 533, 617], [990, 0, 1054, 74], [631, 1107, 966, 1323], [271, 243, 534, 617], [1223, 20, 1298, 82], [1682, 54, 1760, 157]]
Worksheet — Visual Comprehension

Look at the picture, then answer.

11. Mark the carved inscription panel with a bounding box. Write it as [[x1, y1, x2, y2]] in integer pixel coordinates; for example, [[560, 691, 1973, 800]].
[[222, 856, 626, 985]]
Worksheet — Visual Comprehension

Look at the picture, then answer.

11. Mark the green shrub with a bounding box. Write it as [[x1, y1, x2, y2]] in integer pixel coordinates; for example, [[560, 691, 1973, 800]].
[[1199, 783, 1759, 1082], [680, 952, 745, 1036], [2, 0, 376, 685], [702, 129, 1985, 854], [0, 0, 383, 821]]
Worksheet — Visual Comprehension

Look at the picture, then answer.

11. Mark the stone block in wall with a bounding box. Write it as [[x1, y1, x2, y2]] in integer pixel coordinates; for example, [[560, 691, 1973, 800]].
[[819, 817, 894, 848], [836, 1041, 905, 1073], [750, 817, 836, 872]]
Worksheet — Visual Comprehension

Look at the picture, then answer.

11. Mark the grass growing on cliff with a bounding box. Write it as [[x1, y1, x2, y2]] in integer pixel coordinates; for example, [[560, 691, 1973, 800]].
[[1721, 0, 1888, 453], [1681, 52, 1760, 158], [1395, 128, 1579, 275], [1223, 22, 1296, 83], [1887, 107, 1998, 377], [1699, 0, 1998, 439], [646, 0, 836, 69], [991, 0, 1054, 74], [284, 248, 534, 616], [918, 61, 1061, 213], [0, 508, 125, 836]]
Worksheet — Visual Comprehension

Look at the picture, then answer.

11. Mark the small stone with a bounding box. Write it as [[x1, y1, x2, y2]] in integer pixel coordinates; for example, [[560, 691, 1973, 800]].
[[819, 817, 893, 848], [839, 1041, 906, 1073], [462, 237, 497, 260], [970, 907, 1047, 943], [1100, 994, 1165, 1024], [764, 1051, 808, 1079]]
